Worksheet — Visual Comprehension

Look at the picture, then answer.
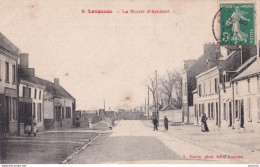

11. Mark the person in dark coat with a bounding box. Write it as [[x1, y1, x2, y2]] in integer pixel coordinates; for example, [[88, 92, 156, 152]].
[[164, 116, 168, 131], [152, 116, 158, 131], [201, 114, 209, 132]]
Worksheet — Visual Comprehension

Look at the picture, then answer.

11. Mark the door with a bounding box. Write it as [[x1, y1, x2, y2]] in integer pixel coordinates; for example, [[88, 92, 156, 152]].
[[216, 102, 219, 125], [229, 102, 232, 126], [240, 100, 244, 128]]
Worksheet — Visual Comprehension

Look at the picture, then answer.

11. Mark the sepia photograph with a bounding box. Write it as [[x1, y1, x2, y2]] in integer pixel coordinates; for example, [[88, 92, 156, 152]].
[[0, 0, 259, 165]]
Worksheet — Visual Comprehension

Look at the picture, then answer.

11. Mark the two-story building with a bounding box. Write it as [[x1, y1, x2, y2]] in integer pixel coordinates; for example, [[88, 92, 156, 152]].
[[18, 53, 45, 134], [0, 33, 20, 136], [182, 43, 221, 123], [231, 57, 260, 133], [34, 77, 76, 130], [194, 47, 257, 130]]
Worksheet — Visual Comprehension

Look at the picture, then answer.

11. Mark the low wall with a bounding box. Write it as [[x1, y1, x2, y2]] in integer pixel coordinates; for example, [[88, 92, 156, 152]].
[[159, 110, 182, 123]]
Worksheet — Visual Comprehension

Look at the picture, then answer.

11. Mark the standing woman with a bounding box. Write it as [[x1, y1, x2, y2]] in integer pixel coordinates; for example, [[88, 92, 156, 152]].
[[201, 114, 209, 132]]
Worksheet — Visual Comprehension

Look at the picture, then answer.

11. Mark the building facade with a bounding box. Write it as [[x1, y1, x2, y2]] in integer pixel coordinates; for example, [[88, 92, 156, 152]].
[[231, 58, 260, 133], [34, 77, 76, 130], [182, 43, 221, 123], [0, 33, 20, 136]]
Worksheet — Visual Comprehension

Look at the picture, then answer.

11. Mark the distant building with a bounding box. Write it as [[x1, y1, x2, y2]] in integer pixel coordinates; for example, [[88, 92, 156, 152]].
[[0, 33, 20, 136], [33, 77, 76, 130]]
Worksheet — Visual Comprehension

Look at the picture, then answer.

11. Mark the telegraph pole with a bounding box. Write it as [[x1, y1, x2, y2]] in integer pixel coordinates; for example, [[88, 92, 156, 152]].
[[155, 70, 159, 126], [145, 98, 146, 117]]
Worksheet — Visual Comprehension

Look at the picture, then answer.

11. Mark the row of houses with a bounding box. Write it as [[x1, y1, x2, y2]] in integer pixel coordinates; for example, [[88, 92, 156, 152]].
[[182, 42, 260, 133], [0, 32, 76, 136]]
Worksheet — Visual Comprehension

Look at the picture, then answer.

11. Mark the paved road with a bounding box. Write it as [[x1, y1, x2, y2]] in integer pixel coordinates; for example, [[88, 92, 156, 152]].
[[0, 131, 99, 164], [68, 120, 181, 163]]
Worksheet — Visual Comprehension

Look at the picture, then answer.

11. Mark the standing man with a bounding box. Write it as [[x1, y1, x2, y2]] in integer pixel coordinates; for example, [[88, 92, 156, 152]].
[[152, 116, 158, 131], [164, 116, 168, 131]]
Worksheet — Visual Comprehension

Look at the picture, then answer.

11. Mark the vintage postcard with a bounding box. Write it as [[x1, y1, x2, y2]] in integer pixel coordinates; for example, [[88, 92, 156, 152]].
[[0, 0, 259, 166]]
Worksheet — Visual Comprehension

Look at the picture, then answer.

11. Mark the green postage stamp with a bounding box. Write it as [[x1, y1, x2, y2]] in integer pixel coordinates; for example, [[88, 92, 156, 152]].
[[220, 3, 255, 45]]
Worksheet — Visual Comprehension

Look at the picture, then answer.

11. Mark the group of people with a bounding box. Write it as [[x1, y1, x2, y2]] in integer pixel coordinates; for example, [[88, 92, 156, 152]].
[[152, 114, 209, 132], [25, 116, 38, 137], [152, 116, 168, 131]]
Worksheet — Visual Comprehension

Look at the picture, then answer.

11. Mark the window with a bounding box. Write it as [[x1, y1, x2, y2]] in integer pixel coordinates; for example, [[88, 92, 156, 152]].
[[33, 103, 36, 117], [211, 103, 214, 119], [216, 102, 219, 123], [37, 103, 41, 122], [39, 90, 41, 100], [248, 79, 250, 93], [208, 103, 210, 118], [247, 98, 252, 121], [236, 82, 238, 95], [199, 84, 202, 97], [12, 65, 15, 84], [257, 97, 260, 122], [62, 107, 64, 119], [22, 86, 26, 97], [5, 62, 9, 82], [215, 78, 218, 93], [235, 100, 239, 119], [66, 107, 71, 118], [202, 104, 205, 115], [12, 98, 17, 121], [55, 106, 61, 121], [223, 103, 226, 120], [29, 88, 31, 98], [199, 104, 201, 117], [34, 89, 37, 99]]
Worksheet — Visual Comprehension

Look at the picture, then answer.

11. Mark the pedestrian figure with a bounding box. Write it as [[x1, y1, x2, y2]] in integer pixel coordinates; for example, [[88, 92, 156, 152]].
[[201, 114, 209, 132], [164, 116, 168, 131], [152, 116, 158, 131], [31, 116, 38, 137]]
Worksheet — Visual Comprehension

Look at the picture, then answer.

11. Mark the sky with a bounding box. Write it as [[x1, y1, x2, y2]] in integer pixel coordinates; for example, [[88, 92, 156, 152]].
[[0, 0, 226, 110]]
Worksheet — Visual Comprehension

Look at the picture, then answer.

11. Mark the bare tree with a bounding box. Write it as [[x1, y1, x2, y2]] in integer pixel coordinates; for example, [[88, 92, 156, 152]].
[[158, 70, 182, 109], [147, 74, 157, 106]]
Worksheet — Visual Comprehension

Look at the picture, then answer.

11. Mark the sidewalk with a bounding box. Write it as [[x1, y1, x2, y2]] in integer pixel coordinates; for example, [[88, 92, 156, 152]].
[[143, 120, 260, 164]]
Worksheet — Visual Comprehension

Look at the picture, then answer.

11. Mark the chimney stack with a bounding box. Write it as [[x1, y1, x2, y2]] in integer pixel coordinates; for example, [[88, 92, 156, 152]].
[[20, 53, 29, 69], [54, 78, 59, 85]]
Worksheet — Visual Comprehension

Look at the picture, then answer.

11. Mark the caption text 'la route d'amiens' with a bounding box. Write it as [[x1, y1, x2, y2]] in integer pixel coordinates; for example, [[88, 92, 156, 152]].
[[82, 9, 170, 14]]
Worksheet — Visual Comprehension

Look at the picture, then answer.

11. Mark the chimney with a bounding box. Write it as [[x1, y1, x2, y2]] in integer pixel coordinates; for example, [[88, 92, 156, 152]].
[[20, 53, 29, 69], [54, 78, 59, 85], [28, 68, 35, 78]]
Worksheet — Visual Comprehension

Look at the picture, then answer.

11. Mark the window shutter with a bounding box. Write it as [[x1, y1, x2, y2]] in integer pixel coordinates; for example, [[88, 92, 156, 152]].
[[247, 98, 251, 121]]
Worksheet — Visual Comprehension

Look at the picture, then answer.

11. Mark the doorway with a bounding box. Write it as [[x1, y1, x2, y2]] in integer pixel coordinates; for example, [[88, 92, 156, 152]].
[[229, 102, 232, 126], [240, 100, 244, 128]]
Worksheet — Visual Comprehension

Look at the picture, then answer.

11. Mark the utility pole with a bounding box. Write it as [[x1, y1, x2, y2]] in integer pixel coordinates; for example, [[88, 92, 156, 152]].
[[147, 85, 150, 120], [145, 98, 146, 117], [155, 70, 159, 126]]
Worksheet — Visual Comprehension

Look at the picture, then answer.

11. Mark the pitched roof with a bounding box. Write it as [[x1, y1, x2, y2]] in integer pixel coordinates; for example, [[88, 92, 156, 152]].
[[232, 58, 260, 81], [0, 32, 20, 56], [160, 105, 175, 111], [33, 77, 75, 100]]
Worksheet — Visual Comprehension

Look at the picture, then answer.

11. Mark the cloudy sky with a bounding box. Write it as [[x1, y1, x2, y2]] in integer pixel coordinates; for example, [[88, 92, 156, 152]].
[[1, 0, 242, 110]]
